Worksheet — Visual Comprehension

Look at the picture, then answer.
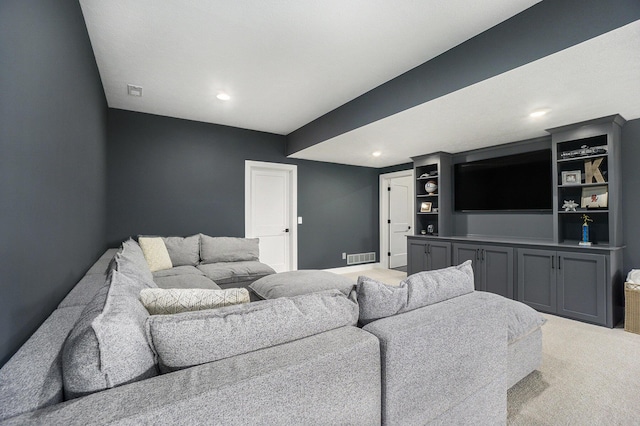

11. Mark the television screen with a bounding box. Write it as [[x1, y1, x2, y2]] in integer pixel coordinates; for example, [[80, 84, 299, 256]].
[[454, 149, 552, 211]]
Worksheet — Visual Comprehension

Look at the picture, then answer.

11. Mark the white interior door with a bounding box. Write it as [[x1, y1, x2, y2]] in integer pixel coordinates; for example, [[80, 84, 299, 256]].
[[388, 175, 413, 268], [245, 161, 297, 272]]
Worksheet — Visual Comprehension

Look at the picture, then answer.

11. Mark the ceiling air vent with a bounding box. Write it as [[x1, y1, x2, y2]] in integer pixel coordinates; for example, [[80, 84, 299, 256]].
[[127, 84, 143, 97]]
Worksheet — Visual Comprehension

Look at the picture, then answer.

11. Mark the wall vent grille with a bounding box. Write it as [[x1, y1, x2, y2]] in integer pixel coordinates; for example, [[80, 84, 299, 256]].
[[347, 252, 376, 265]]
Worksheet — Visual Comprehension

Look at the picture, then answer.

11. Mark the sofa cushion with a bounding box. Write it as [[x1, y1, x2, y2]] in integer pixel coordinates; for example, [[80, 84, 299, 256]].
[[197, 261, 275, 285], [199, 235, 260, 264], [503, 298, 546, 343], [162, 235, 200, 267], [140, 288, 250, 315], [0, 306, 84, 421], [62, 270, 158, 399], [138, 237, 173, 272], [154, 274, 222, 290], [58, 273, 107, 308], [114, 239, 155, 286], [152, 265, 204, 278], [356, 260, 475, 325], [250, 270, 355, 299], [145, 290, 358, 372], [85, 248, 118, 275]]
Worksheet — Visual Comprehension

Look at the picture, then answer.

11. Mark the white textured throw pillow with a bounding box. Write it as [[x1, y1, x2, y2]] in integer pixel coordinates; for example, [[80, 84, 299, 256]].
[[140, 287, 250, 315], [138, 237, 173, 272]]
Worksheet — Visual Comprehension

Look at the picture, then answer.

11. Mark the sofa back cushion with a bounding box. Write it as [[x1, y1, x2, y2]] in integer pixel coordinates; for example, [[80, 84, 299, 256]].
[[146, 290, 358, 372], [356, 261, 475, 325], [199, 235, 259, 264], [162, 235, 200, 266], [62, 268, 159, 400], [115, 239, 155, 286]]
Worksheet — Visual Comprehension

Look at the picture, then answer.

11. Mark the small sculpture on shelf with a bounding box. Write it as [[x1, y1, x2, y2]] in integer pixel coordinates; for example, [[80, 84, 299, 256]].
[[579, 214, 593, 246], [562, 200, 578, 212]]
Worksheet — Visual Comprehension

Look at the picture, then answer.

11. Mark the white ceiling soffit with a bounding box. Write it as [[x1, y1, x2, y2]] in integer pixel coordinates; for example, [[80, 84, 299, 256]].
[[79, 0, 540, 135], [291, 20, 640, 168]]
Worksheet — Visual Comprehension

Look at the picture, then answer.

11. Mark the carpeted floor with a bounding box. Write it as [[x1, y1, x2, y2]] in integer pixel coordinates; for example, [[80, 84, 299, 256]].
[[340, 267, 640, 424], [508, 313, 640, 425]]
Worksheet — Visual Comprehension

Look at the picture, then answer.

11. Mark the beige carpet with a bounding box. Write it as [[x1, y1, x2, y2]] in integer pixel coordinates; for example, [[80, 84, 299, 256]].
[[340, 268, 406, 286], [341, 268, 640, 425], [508, 314, 640, 425]]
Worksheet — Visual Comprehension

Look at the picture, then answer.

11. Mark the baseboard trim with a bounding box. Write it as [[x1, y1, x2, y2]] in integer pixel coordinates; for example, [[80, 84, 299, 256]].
[[324, 263, 381, 274]]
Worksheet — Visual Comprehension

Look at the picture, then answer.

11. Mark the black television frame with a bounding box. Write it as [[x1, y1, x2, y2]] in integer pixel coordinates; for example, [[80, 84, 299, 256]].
[[453, 149, 553, 212]]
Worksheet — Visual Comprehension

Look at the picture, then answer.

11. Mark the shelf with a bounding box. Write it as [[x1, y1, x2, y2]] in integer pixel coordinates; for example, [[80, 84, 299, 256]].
[[417, 212, 438, 215], [558, 182, 608, 188], [558, 209, 609, 214], [557, 153, 607, 163], [417, 194, 438, 198], [417, 175, 438, 180]]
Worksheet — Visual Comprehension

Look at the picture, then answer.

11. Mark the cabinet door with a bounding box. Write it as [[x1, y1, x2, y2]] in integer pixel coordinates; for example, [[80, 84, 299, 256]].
[[517, 248, 556, 313], [427, 241, 452, 271], [482, 246, 514, 299], [408, 241, 428, 275], [453, 243, 482, 290], [557, 251, 606, 325]]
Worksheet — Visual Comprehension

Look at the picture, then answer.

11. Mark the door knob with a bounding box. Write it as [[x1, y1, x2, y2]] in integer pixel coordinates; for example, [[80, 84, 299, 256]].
[[284, 228, 290, 233]]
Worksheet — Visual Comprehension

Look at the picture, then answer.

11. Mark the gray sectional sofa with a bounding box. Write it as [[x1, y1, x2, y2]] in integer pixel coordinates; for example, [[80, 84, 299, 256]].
[[147, 234, 276, 291], [0, 237, 544, 425]]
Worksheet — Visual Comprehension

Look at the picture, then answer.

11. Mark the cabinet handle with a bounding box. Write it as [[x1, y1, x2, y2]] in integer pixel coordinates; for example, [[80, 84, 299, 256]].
[[481, 249, 485, 261], [476, 249, 480, 261], [558, 256, 561, 270]]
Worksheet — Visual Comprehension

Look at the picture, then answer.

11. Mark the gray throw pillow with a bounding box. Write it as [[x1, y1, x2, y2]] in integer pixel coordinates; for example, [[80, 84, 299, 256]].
[[356, 260, 475, 325], [199, 235, 259, 264], [162, 235, 200, 267], [145, 290, 358, 372], [250, 270, 355, 299]]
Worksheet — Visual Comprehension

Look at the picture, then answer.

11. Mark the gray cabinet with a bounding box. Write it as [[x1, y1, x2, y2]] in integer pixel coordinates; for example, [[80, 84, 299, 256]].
[[407, 238, 451, 275], [517, 249, 557, 313], [557, 251, 606, 324], [518, 248, 607, 325], [454, 243, 514, 298]]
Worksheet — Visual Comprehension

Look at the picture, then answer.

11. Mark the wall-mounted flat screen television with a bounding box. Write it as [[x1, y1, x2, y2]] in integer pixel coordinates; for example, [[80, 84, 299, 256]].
[[454, 149, 552, 212]]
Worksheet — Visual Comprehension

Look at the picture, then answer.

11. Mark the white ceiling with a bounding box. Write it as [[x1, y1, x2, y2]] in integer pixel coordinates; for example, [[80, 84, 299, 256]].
[[79, 1, 640, 168]]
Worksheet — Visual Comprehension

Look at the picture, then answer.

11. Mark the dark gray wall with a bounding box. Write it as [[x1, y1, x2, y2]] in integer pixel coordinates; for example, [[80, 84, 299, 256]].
[[622, 118, 640, 275], [107, 109, 379, 269], [287, 0, 640, 154], [0, 1, 107, 367]]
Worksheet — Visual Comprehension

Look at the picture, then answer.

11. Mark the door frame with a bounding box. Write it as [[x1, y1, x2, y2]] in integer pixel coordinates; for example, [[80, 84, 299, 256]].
[[379, 169, 414, 269], [245, 160, 298, 271]]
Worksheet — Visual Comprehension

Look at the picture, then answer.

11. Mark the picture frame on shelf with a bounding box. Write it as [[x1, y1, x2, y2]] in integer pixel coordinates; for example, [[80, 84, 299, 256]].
[[580, 185, 608, 208], [561, 170, 581, 185], [420, 202, 432, 213]]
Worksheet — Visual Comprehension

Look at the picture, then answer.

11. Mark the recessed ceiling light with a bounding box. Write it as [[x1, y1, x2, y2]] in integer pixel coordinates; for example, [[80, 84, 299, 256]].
[[529, 109, 549, 118], [372, 151, 382, 157], [216, 92, 231, 101]]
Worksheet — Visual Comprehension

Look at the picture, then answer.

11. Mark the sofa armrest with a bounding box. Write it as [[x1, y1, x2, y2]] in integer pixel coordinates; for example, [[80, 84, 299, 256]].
[[363, 291, 507, 425], [0, 327, 381, 426]]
